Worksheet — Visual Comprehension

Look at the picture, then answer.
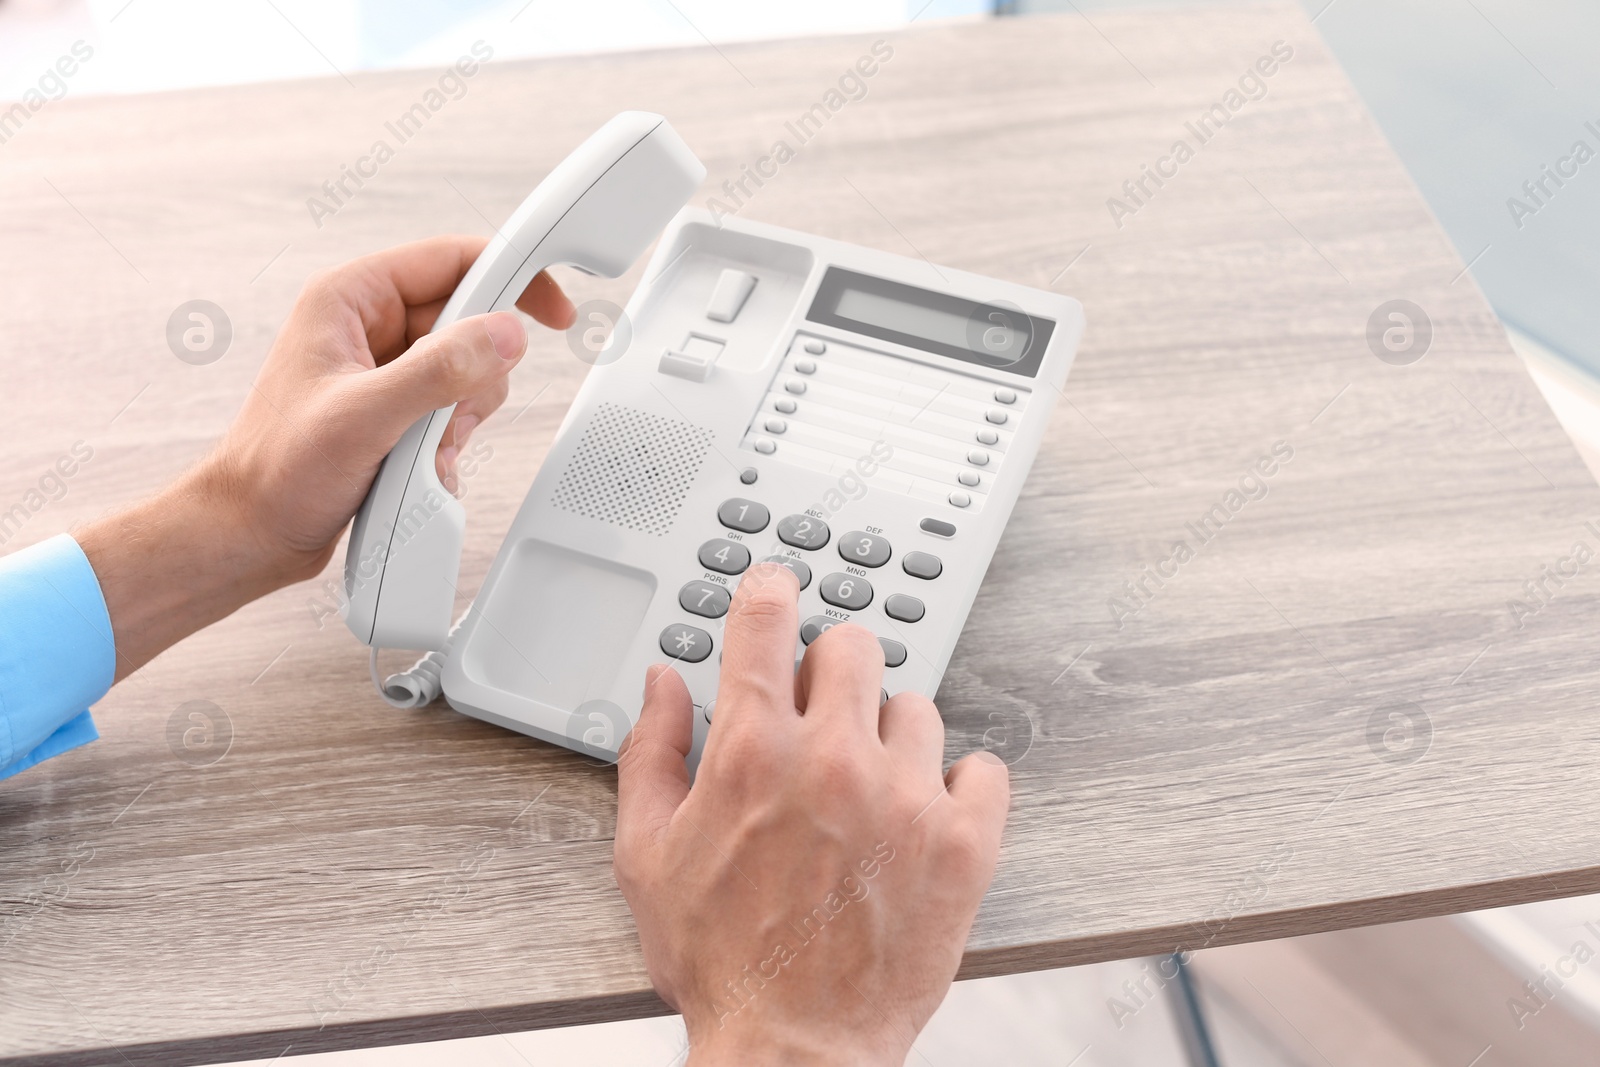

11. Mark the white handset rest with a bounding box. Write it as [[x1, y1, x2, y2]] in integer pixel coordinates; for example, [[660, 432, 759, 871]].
[[344, 112, 706, 650]]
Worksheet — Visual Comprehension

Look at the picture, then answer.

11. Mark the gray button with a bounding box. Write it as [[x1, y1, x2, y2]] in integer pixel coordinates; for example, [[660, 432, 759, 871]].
[[902, 551, 942, 580], [702, 698, 717, 723], [795, 358, 817, 374], [679, 580, 731, 619], [777, 514, 830, 550], [820, 572, 873, 610], [800, 615, 838, 645], [739, 467, 758, 485], [699, 538, 751, 575], [718, 498, 769, 533], [660, 623, 713, 663], [765, 418, 788, 434], [957, 469, 980, 487], [986, 409, 1009, 425], [784, 379, 807, 395], [994, 387, 1017, 404], [884, 594, 925, 623], [968, 449, 990, 466], [759, 554, 811, 590], [880, 637, 907, 668], [804, 339, 827, 355], [919, 518, 956, 537], [976, 428, 999, 446], [949, 491, 972, 508], [774, 397, 798, 414], [754, 437, 777, 454], [837, 531, 891, 568]]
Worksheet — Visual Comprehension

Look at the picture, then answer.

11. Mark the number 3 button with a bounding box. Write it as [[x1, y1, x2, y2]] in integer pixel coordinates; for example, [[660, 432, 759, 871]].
[[819, 572, 873, 610], [838, 532, 891, 568]]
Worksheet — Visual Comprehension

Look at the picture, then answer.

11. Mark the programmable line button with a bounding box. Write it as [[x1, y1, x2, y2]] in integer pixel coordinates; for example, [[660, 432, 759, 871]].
[[919, 518, 957, 538], [837, 531, 892, 568], [699, 538, 751, 575], [800, 615, 837, 645], [879, 637, 907, 668], [976, 428, 1000, 446], [679, 580, 731, 619], [884, 594, 925, 623], [820, 572, 873, 610], [718, 497, 770, 533], [759, 555, 812, 590], [660, 624, 713, 663], [902, 551, 942, 580], [777, 514, 831, 550]]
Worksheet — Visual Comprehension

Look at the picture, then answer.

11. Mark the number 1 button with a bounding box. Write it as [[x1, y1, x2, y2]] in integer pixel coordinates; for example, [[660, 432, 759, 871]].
[[718, 498, 769, 533]]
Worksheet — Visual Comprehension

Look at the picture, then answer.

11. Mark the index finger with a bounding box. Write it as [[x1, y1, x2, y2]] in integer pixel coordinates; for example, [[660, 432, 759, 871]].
[[716, 562, 802, 719]]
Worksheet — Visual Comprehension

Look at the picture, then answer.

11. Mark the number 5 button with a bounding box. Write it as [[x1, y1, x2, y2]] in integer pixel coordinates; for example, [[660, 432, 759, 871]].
[[837, 532, 891, 568], [820, 572, 873, 610]]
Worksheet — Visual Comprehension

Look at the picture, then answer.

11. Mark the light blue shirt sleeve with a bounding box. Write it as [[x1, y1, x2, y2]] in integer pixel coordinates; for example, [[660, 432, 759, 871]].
[[0, 534, 115, 780]]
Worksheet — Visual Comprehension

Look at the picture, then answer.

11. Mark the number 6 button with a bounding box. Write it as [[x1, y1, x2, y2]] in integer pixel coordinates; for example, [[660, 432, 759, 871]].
[[820, 572, 873, 610], [838, 532, 891, 568]]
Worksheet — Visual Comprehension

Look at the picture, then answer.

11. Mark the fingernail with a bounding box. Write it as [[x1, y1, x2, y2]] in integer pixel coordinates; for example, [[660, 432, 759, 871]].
[[643, 663, 668, 696], [486, 311, 527, 360], [453, 415, 478, 445], [974, 750, 1005, 766]]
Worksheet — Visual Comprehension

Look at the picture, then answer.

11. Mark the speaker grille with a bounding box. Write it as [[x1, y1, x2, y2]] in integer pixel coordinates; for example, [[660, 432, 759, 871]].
[[550, 403, 715, 536]]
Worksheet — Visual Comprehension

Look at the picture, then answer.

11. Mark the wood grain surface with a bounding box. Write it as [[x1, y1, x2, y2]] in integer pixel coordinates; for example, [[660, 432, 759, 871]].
[[4, 4, 1600, 1063]]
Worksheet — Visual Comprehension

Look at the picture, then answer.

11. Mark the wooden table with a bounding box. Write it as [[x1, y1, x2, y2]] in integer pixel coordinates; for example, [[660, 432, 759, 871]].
[[5, 4, 1599, 1063]]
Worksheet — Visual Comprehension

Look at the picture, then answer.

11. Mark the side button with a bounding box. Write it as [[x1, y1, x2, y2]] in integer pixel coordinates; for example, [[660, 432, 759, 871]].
[[919, 518, 957, 538]]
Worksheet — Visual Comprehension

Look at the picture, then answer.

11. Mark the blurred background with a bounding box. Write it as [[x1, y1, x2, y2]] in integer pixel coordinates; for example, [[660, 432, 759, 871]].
[[4, 0, 1598, 1064]]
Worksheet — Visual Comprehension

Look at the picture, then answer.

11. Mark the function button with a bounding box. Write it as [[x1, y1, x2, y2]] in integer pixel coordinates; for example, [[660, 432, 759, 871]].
[[739, 467, 758, 485], [706, 268, 757, 323], [699, 538, 751, 575], [764, 418, 788, 434], [838, 531, 892, 568], [902, 551, 942, 580], [660, 623, 713, 663], [804, 339, 827, 355], [949, 491, 972, 508], [957, 470, 980, 487], [820, 572, 873, 610], [795, 358, 818, 374], [985, 409, 1009, 425], [884, 594, 925, 623], [784, 379, 807, 395], [680, 580, 731, 619], [778, 514, 831, 550], [994, 387, 1018, 404], [967, 449, 991, 466], [800, 615, 837, 645], [754, 437, 777, 454], [718, 498, 770, 533], [919, 518, 957, 538], [759, 555, 812, 590], [976, 428, 1000, 446], [879, 637, 907, 668], [774, 397, 798, 414]]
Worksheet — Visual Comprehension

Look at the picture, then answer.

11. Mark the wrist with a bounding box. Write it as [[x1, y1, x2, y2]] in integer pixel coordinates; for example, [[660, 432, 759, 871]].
[[685, 1008, 905, 1067], [77, 459, 294, 680]]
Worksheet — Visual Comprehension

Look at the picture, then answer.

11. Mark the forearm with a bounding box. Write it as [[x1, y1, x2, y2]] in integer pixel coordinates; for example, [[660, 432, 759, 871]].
[[76, 460, 296, 681]]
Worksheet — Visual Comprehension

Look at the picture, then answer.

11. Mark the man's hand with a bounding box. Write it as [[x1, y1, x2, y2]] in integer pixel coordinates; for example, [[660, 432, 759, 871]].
[[78, 236, 575, 679], [615, 564, 1011, 1065]]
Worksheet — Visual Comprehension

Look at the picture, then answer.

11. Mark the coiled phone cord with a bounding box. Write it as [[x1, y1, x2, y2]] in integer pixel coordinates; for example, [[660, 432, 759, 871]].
[[368, 608, 471, 709]]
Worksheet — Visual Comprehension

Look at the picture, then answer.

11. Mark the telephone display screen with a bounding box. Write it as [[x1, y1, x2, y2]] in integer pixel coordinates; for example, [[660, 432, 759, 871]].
[[806, 267, 1053, 377]]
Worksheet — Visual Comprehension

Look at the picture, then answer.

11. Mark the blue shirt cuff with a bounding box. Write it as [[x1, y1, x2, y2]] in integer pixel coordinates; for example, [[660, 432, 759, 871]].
[[0, 534, 115, 779]]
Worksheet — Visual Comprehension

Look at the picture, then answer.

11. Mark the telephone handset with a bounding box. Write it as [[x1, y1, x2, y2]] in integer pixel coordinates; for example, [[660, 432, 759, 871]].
[[344, 112, 705, 651]]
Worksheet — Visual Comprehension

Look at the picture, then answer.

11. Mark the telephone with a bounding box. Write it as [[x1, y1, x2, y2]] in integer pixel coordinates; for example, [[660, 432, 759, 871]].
[[346, 111, 1083, 767]]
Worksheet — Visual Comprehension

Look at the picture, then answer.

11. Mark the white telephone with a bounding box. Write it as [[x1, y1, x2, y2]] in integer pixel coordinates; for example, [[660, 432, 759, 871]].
[[347, 112, 1083, 767]]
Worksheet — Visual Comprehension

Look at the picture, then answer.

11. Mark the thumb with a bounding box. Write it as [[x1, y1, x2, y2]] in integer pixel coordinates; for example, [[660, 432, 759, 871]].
[[354, 311, 527, 454], [616, 664, 694, 852]]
